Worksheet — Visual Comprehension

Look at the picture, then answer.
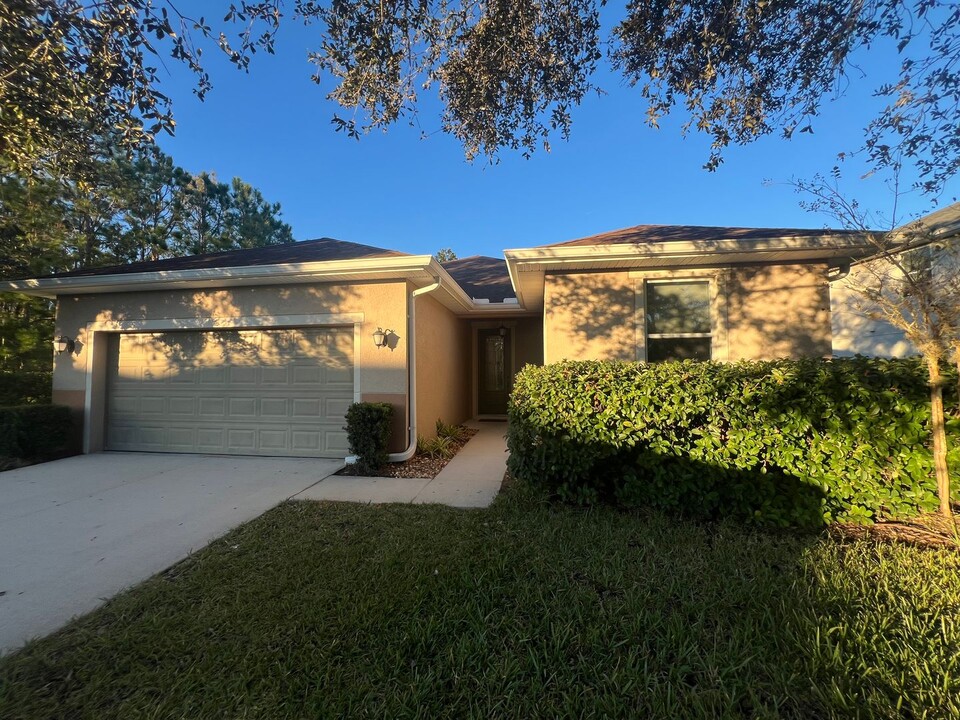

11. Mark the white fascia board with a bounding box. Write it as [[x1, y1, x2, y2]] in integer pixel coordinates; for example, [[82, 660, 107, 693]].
[[426, 259, 480, 312], [2, 253, 532, 315], [502, 235, 873, 309], [503, 233, 873, 266], [0, 255, 439, 299]]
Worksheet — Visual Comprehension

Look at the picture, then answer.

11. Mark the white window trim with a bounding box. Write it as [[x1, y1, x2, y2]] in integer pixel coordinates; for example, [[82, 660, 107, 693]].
[[82, 312, 364, 453], [631, 269, 730, 362]]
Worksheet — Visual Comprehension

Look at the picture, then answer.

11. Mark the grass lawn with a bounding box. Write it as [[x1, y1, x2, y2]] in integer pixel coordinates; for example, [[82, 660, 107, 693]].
[[1, 482, 958, 719]]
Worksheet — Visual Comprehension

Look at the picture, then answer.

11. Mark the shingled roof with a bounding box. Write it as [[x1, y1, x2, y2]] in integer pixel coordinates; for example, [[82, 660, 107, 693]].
[[50, 237, 407, 278], [541, 223, 862, 248], [441, 255, 514, 302]]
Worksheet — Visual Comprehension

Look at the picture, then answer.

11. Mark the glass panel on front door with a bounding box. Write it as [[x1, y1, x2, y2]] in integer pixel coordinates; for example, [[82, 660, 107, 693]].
[[478, 329, 510, 415], [484, 336, 505, 390]]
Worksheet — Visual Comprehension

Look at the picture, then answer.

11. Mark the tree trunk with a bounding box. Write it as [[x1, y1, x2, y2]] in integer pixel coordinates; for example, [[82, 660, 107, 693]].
[[927, 358, 953, 518], [954, 346, 960, 418]]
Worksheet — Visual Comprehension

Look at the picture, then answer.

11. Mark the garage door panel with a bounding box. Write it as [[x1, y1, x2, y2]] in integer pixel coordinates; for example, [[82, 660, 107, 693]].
[[106, 328, 355, 458], [227, 397, 257, 419], [293, 366, 322, 385], [136, 426, 166, 448], [292, 398, 321, 417], [197, 428, 225, 452], [197, 397, 225, 417], [259, 429, 288, 451], [260, 367, 289, 385], [325, 431, 350, 453], [169, 368, 197, 384], [230, 366, 257, 384], [167, 427, 196, 451], [261, 398, 289, 417], [291, 430, 321, 451], [326, 398, 353, 418]]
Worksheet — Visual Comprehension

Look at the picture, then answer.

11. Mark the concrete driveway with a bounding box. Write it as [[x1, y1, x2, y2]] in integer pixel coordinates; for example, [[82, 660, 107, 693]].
[[0, 452, 342, 655]]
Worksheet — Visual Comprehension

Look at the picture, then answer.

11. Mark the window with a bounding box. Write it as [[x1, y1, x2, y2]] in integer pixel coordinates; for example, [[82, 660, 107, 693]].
[[645, 280, 712, 362]]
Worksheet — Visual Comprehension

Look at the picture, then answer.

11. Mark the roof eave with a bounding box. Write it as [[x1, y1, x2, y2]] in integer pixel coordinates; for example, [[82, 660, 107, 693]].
[[503, 235, 875, 311], [2, 255, 533, 314], [504, 233, 873, 262], [0, 255, 440, 299]]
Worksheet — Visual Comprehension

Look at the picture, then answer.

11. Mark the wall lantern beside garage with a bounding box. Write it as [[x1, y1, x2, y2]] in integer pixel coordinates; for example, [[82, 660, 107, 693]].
[[54, 335, 75, 355], [372, 327, 389, 348]]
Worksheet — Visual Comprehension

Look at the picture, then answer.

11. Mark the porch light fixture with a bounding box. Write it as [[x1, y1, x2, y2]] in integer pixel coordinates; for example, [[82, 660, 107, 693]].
[[373, 327, 388, 348], [54, 335, 75, 355], [498, 324, 507, 337]]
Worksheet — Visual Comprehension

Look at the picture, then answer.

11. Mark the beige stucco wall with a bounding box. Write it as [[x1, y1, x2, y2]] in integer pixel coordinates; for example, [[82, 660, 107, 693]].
[[543, 271, 637, 363], [513, 316, 544, 370], [415, 293, 471, 438], [53, 281, 410, 452], [543, 264, 832, 363], [724, 263, 832, 359]]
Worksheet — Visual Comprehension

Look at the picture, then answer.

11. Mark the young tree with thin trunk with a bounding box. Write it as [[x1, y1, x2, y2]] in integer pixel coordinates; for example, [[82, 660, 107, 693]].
[[795, 174, 959, 518]]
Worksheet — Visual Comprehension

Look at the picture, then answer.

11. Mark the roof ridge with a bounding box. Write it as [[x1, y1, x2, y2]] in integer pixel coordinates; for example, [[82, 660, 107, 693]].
[[442, 254, 502, 263], [540, 222, 864, 248], [46, 236, 408, 279]]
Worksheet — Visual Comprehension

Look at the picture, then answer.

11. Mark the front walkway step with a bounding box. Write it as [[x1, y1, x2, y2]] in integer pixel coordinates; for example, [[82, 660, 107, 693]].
[[295, 421, 508, 509], [413, 422, 507, 508]]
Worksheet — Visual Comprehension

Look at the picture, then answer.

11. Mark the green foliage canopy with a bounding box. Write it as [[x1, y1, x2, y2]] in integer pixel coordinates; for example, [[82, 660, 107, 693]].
[[2, 1, 956, 191], [0, 140, 293, 376]]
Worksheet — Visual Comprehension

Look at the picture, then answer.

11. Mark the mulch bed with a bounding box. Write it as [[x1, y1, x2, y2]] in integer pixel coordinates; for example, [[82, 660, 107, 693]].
[[830, 512, 960, 549], [336, 428, 478, 479]]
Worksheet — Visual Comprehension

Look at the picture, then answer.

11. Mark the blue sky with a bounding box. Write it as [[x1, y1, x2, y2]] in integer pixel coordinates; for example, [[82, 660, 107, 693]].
[[155, 4, 957, 257]]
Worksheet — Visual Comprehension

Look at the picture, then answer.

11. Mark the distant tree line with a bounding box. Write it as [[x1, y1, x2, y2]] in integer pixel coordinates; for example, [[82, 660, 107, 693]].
[[0, 139, 294, 375]]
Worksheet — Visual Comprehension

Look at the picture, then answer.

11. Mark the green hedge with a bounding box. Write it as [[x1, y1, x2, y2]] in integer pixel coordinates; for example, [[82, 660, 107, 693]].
[[0, 371, 52, 405], [507, 358, 960, 528], [345, 402, 395, 474], [0, 404, 73, 459]]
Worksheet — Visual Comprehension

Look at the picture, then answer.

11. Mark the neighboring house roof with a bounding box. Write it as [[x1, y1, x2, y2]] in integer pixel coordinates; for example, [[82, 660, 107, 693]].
[[50, 238, 406, 279], [540, 223, 863, 248], [441, 256, 514, 302], [901, 201, 960, 240]]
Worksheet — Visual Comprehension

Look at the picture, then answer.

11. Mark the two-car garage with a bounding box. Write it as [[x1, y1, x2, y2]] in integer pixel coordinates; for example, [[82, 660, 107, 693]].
[[104, 327, 354, 458]]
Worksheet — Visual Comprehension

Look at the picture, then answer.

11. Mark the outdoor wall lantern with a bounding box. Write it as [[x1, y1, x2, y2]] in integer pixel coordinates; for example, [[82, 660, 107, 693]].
[[54, 335, 75, 355], [373, 328, 389, 348], [498, 324, 507, 337]]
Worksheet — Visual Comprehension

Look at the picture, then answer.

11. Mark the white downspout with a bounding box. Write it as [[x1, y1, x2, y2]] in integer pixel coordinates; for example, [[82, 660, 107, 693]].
[[387, 276, 442, 462], [343, 276, 441, 465], [346, 276, 441, 465]]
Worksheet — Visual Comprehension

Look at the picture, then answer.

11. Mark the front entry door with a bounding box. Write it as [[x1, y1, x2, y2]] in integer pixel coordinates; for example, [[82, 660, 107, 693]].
[[478, 328, 511, 415]]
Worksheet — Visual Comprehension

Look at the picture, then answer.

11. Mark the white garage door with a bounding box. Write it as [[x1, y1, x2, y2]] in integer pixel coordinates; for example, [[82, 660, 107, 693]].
[[105, 328, 354, 457]]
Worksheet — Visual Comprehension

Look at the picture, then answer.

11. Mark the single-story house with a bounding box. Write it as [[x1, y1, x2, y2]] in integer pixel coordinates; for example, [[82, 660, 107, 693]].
[[2, 218, 914, 460]]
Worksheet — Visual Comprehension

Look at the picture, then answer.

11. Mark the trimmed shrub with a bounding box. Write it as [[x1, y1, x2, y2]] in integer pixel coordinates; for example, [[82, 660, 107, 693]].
[[507, 358, 960, 528], [0, 404, 72, 459], [0, 371, 52, 405], [345, 402, 394, 474]]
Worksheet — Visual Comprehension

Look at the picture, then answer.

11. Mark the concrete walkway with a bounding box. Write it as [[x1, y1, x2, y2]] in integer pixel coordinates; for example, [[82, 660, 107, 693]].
[[296, 421, 508, 508], [0, 453, 342, 655]]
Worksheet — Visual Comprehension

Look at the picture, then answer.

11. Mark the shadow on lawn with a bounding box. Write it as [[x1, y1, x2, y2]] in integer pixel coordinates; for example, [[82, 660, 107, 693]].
[[0, 486, 956, 718]]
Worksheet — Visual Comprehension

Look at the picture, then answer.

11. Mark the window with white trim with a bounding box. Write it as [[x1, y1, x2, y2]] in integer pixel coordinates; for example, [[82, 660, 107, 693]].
[[645, 280, 712, 362]]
